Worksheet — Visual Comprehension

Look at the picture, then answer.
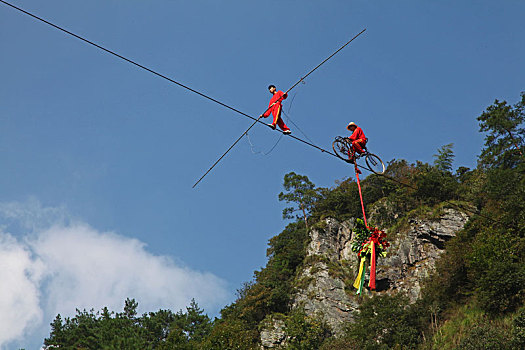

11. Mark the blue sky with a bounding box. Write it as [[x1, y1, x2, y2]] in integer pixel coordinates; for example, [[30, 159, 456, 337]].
[[1, 0, 524, 347]]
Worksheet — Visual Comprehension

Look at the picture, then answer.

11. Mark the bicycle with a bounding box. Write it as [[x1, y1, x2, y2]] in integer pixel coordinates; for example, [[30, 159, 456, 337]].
[[332, 136, 385, 174]]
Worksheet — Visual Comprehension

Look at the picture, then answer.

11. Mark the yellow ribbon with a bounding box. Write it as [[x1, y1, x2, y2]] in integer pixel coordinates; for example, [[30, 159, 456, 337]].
[[353, 256, 367, 290]]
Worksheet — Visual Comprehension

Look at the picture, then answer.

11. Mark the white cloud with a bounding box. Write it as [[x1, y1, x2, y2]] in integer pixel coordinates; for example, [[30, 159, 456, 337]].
[[0, 200, 230, 348], [0, 234, 44, 346], [0, 198, 68, 232]]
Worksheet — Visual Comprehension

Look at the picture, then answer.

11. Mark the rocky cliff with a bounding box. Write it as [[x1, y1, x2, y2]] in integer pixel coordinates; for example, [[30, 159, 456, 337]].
[[260, 207, 470, 348]]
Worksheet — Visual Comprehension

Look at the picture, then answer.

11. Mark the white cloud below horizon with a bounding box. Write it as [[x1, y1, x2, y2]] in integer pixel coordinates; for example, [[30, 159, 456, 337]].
[[0, 200, 230, 348]]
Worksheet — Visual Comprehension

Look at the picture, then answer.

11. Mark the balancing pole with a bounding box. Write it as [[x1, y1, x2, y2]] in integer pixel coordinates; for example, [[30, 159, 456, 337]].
[[193, 28, 366, 188]]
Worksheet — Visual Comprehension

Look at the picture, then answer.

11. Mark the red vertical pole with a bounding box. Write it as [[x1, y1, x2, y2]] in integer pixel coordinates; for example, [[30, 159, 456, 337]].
[[354, 163, 368, 227]]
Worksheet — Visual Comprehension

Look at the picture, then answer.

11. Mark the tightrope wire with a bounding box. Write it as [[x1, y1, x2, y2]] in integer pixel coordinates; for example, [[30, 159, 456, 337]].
[[2, 0, 497, 226]]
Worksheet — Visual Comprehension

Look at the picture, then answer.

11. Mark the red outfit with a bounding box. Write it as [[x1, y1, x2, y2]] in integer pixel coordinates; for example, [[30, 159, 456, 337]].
[[262, 90, 290, 132], [348, 126, 367, 154]]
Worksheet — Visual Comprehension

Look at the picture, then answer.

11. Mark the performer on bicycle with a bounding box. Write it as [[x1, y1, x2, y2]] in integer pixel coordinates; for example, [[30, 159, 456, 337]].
[[346, 122, 367, 162], [259, 85, 291, 134]]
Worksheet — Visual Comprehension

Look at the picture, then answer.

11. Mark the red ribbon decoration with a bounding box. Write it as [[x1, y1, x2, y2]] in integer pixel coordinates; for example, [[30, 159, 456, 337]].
[[357, 227, 389, 291], [370, 240, 376, 290]]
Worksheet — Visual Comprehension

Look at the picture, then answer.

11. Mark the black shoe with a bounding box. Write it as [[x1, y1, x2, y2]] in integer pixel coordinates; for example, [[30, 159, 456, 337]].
[[268, 123, 276, 130], [283, 130, 291, 135]]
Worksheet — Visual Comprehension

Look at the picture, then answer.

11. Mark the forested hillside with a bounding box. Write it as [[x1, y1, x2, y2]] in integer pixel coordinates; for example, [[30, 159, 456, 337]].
[[43, 93, 524, 349]]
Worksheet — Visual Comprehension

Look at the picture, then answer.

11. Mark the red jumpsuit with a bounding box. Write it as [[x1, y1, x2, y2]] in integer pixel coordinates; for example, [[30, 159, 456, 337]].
[[349, 126, 367, 154], [262, 90, 290, 132]]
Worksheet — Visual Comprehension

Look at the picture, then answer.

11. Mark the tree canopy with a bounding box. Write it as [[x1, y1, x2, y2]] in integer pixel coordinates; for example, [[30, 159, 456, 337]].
[[477, 92, 525, 168], [278, 171, 321, 228]]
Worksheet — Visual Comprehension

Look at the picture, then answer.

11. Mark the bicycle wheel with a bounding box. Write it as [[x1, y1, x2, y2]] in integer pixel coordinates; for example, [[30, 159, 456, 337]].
[[365, 153, 385, 174], [332, 137, 353, 161]]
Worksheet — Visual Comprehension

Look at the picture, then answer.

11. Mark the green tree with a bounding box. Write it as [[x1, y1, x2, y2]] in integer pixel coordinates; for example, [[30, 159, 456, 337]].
[[284, 311, 332, 350], [172, 299, 213, 345], [44, 299, 211, 349], [140, 309, 176, 347], [312, 178, 362, 221], [201, 318, 259, 350], [278, 172, 321, 229], [433, 143, 455, 172], [346, 295, 423, 349], [512, 307, 525, 347], [478, 92, 525, 169], [123, 298, 138, 319], [456, 320, 512, 350], [412, 161, 459, 205]]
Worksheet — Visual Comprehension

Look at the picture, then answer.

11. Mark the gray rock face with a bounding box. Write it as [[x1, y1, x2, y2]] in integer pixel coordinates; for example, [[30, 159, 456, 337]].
[[260, 317, 287, 349], [295, 208, 469, 328], [260, 208, 470, 344], [377, 208, 470, 302], [292, 218, 359, 335]]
